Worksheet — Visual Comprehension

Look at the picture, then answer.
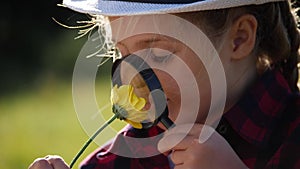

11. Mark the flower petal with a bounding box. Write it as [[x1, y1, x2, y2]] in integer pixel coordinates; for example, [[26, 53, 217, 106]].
[[127, 110, 148, 122], [117, 85, 128, 106], [111, 84, 149, 129], [125, 119, 143, 129], [111, 85, 119, 104]]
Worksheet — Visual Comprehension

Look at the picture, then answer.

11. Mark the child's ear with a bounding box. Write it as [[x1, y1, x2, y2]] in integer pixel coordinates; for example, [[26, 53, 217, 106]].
[[229, 14, 257, 60]]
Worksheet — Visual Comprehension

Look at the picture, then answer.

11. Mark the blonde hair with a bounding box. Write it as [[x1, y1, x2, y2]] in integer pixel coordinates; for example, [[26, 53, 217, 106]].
[[178, 1, 300, 91]]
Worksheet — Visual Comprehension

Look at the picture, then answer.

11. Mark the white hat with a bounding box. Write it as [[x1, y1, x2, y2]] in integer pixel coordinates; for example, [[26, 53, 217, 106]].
[[62, 0, 285, 16]]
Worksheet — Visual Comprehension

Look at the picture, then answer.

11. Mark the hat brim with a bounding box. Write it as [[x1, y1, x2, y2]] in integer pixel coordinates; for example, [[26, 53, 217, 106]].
[[63, 0, 284, 16]]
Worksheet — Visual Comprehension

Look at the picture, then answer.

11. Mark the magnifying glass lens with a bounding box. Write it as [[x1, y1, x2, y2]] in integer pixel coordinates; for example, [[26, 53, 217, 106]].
[[111, 54, 174, 129]]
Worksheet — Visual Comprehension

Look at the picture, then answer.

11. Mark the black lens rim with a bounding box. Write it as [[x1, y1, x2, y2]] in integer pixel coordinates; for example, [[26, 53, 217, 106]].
[[111, 54, 173, 129]]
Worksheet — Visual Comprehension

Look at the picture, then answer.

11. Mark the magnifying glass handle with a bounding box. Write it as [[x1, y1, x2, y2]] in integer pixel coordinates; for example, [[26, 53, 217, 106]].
[[160, 116, 175, 129]]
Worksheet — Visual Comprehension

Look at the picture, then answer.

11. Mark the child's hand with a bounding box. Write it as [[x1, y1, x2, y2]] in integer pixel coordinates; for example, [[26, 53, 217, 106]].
[[28, 155, 70, 169], [158, 124, 248, 169]]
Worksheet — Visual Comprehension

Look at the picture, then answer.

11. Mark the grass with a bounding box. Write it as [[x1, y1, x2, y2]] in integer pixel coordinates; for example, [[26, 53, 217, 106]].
[[0, 75, 126, 169]]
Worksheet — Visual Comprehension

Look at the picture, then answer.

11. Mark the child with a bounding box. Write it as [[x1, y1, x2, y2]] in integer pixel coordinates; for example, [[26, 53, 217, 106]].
[[29, 0, 300, 169]]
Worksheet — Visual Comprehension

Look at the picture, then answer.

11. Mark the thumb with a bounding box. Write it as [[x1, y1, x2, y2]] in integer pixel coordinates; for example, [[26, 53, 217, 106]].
[[46, 155, 70, 169]]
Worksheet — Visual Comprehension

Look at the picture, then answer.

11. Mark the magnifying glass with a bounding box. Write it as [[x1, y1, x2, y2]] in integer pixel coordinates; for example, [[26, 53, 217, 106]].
[[111, 54, 175, 129], [70, 53, 175, 168]]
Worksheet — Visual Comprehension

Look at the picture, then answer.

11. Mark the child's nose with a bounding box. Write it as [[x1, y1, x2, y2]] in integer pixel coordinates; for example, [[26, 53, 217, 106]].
[[132, 76, 150, 101]]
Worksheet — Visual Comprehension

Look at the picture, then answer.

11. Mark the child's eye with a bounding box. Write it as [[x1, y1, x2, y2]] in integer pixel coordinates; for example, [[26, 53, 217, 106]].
[[148, 48, 173, 63]]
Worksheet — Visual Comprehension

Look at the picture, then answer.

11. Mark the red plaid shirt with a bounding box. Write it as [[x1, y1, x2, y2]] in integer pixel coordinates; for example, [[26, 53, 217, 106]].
[[80, 70, 300, 169]]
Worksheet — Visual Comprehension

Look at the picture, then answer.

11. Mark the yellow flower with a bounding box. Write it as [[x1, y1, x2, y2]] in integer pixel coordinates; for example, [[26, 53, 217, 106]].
[[111, 85, 148, 129]]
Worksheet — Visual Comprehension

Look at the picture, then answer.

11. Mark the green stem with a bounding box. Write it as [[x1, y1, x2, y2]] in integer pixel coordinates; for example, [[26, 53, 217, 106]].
[[69, 115, 117, 168]]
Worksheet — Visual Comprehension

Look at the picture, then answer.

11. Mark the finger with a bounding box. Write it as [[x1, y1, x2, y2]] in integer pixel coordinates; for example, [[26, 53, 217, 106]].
[[198, 124, 216, 143], [28, 158, 53, 169], [158, 133, 195, 152], [167, 124, 217, 144], [46, 155, 69, 169], [170, 150, 186, 165]]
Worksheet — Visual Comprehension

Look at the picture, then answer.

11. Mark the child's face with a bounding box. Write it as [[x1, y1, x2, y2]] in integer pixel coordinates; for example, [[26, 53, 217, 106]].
[[108, 14, 256, 127], [115, 34, 211, 125]]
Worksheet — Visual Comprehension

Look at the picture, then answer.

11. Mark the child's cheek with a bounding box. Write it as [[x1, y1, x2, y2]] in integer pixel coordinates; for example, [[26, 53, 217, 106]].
[[153, 69, 181, 122]]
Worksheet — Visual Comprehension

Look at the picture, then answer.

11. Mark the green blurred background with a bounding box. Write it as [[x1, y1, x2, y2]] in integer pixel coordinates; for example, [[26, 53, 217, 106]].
[[0, 0, 124, 168], [1, 1, 300, 169]]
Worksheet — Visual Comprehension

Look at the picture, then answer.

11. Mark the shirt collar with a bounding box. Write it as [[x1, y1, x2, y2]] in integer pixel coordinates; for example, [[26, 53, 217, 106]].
[[101, 125, 165, 157], [224, 69, 292, 148]]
